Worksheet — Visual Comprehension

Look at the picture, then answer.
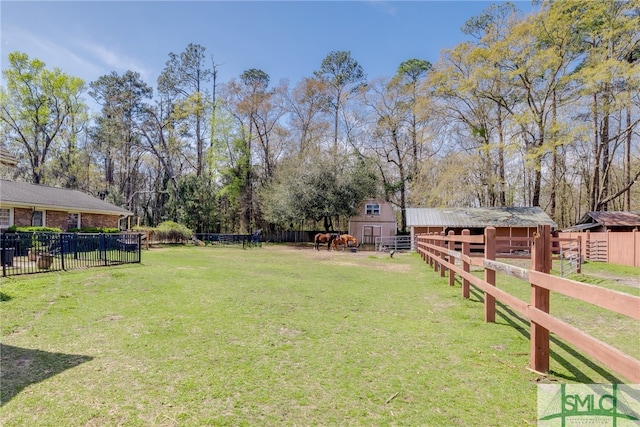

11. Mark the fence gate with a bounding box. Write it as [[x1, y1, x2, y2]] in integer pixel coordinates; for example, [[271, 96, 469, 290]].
[[586, 239, 607, 262], [375, 235, 412, 252], [559, 240, 581, 277]]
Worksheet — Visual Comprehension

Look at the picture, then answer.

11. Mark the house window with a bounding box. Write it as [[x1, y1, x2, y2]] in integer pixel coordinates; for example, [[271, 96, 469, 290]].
[[365, 204, 380, 215], [68, 213, 80, 230], [0, 208, 11, 229], [32, 210, 44, 227]]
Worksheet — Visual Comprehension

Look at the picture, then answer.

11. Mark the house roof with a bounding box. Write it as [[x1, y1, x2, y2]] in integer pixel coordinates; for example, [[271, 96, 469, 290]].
[[576, 211, 640, 227], [0, 180, 132, 216], [406, 207, 557, 228]]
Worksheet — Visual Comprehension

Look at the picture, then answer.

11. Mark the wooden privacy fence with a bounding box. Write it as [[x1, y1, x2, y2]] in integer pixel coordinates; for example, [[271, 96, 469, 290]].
[[416, 225, 640, 383], [558, 230, 640, 267]]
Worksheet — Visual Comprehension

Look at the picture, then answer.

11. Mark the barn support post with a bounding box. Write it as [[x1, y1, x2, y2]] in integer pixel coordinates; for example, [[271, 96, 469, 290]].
[[484, 227, 496, 323], [448, 230, 456, 286], [462, 229, 470, 298], [530, 224, 552, 374]]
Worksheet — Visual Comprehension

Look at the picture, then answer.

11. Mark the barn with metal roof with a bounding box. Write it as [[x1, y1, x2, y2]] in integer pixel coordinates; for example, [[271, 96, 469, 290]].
[[406, 206, 557, 243]]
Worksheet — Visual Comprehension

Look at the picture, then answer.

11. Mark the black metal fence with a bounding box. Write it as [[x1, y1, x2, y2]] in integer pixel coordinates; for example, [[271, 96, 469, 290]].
[[1, 232, 142, 277], [193, 231, 262, 248]]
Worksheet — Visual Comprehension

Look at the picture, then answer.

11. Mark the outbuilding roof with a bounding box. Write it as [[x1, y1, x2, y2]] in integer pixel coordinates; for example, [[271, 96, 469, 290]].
[[0, 180, 132, 216], [576, 211, 640, 228], [406, 206, 557, 228]]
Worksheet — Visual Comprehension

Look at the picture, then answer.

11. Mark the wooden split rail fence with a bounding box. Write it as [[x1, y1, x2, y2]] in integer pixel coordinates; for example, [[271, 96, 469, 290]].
[[416, 225, 640, 383]]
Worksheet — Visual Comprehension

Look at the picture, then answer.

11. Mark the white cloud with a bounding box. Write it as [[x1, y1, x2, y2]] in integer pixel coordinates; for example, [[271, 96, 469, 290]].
[[365, 1, 398, 16], [2, 26, 150, 83], [78, 41, 150, 79]]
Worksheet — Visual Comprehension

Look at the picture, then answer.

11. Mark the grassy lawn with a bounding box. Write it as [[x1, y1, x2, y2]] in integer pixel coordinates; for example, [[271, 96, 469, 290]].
[[1, 245, 637, 426]]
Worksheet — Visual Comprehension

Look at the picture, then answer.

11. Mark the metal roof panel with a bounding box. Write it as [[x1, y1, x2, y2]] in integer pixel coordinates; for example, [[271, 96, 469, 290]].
[[406, 207, 557, 228]]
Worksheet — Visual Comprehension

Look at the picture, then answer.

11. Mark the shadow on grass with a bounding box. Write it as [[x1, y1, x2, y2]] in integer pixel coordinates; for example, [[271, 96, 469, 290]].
[[0, 344, 93, 406], [0, 292, 12, 302], [466, 284, 623, 384]]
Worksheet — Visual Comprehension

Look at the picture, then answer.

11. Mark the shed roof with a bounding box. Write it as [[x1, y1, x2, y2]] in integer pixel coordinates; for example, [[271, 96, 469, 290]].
[[576, 211, 640, 227], [406, 207, 557, 228], [0, 180, 131, 216]]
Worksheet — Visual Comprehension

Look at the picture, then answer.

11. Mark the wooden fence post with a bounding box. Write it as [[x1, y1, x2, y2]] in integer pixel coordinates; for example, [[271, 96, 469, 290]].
[[448, 230, 455, 286], [440, 231, 446, 277], [576, 234, 582, 274], [585, 230, 591, 261], [530, 224, 551, 374], [484, 227, 496, 323], [428, 233, 434, 267], [462, 229, 470, 298]]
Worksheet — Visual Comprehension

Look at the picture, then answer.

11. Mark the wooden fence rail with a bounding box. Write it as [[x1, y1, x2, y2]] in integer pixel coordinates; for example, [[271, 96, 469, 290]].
[[416, 225, 640, 383]]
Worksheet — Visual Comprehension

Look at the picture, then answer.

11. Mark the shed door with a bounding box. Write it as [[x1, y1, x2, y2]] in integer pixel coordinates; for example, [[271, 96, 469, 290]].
[[362, 225, 381, 244]]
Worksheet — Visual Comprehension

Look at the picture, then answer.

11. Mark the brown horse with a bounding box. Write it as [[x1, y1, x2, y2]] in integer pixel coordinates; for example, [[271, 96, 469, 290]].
[[314, 233, 339, 251], [342, 234, 358, 248], [332, 234, 358, 250]]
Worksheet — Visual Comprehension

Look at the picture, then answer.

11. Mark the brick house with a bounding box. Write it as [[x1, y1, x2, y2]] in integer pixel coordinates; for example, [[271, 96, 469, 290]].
[[0, 180, 132, 231]]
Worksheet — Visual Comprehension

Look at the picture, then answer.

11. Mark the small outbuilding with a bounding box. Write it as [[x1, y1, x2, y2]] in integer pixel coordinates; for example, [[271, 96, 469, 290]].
[[348, 198, 398, 245], [566, 211, 640, 232], [406, 206, 557, 248]]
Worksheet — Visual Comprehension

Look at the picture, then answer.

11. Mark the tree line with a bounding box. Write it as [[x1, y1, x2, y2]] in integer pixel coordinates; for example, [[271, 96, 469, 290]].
[[1, 0, 638, 233]]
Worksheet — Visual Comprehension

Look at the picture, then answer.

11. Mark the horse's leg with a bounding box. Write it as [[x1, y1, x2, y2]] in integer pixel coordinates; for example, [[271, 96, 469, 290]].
[[327, 235, 335, 251]]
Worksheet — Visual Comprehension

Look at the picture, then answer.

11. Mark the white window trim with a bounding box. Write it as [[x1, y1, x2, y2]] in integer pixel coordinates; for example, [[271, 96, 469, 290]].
[[0, 207, 13, 229], [365, 203, 381, 215], [68, 212, 81, 230], [32, 210, 46, 227]]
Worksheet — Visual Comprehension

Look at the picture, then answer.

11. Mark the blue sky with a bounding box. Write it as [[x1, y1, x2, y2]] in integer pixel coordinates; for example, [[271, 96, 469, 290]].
[[2, 1, 537, 91]]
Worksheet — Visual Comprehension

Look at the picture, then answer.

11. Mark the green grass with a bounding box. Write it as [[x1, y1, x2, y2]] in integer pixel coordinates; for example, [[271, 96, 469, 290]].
[[1, 246, 637, 426]]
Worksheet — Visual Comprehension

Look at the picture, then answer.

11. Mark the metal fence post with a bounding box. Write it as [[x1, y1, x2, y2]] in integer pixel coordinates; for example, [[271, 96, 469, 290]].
[[101, 233, 108, 266], [60, 233, 66, 271], [1, 233, 6, 277]]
